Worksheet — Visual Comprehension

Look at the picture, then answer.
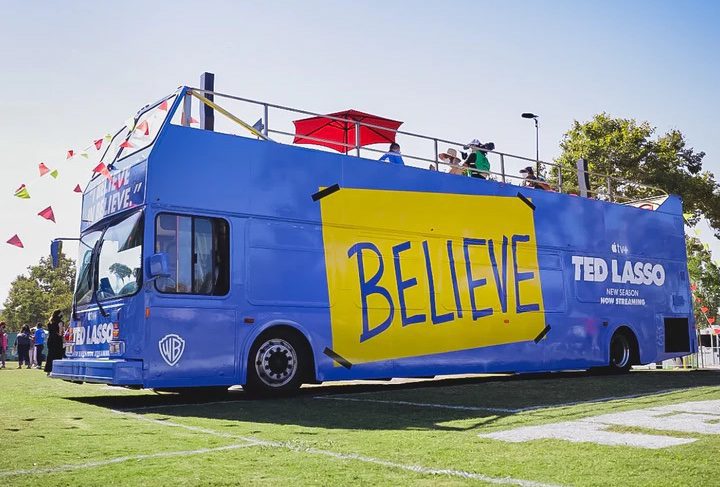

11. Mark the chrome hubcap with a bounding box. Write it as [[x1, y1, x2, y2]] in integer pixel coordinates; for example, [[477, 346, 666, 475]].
[[254, 339, 297, 387], [611, 335, 631, 368]]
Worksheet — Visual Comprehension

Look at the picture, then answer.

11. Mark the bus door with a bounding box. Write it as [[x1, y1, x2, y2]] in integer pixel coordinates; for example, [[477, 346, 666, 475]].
[[146, 213, 235, 386]]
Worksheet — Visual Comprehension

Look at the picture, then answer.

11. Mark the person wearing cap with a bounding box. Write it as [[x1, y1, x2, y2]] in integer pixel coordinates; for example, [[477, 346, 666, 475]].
[[520, 166, 551, 190], [438, 148, 465, 175], [462, 139, 491, 179], [378, 143, 405, 165]]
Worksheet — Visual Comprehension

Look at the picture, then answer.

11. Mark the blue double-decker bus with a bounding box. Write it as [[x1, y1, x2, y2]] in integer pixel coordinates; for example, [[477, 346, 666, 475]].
[[50, 85, 695, 395]]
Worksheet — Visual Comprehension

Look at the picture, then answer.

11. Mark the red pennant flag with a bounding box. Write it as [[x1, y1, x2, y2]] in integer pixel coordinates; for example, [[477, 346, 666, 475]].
[[136, 120, 150, 136], [119, 140, 134, 149], [66, 150, 74, 159], [73, 184, 82, 193], [690, 283, 697, 291], [38, 162, 50, 176], [6, 234, 23, 248], [696, 297, 702, 303], [92, 162, 106, 174], [180, 113, 199, 125], [92, 162, 112, 181], [701, 306, 709, 314], [709, 317, 716, 324], [38, 206, 56, 223], [94, 139, 103, 150], [158, 100, 168, 111]]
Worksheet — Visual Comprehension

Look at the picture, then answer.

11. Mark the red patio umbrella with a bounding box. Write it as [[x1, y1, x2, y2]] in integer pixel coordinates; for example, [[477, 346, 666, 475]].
[[293, 109, 403, 154]]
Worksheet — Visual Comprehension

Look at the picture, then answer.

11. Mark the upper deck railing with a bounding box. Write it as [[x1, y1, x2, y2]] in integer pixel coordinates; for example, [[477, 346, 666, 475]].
[[128, 87, 668, 206]]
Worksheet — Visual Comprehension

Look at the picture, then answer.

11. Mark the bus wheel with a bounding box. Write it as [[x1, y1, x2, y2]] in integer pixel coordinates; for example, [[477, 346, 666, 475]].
[[245, 329, 306, 396], [608, 331, 634, 373]]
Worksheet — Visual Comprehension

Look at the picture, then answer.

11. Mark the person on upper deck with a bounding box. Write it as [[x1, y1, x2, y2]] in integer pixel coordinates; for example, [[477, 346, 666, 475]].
[[462, 139, 492, 179], [439, 148, 465, 175], [520, 166, 551, 190], [379, 143, 405, 165]]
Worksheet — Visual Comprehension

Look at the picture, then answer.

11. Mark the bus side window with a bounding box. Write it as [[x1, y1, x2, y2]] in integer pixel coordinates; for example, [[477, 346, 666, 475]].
[[155, 213, 229, 296]]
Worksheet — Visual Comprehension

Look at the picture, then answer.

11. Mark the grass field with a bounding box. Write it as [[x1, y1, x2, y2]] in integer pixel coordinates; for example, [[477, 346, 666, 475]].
[[1, 366, 719, 486]]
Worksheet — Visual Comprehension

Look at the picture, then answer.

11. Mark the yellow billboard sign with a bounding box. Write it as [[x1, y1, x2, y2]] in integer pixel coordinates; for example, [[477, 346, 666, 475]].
[[320, 188, 546, 365]]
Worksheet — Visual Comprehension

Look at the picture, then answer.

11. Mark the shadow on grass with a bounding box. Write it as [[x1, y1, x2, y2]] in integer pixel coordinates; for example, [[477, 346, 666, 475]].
[[66, 370, 720, 433]]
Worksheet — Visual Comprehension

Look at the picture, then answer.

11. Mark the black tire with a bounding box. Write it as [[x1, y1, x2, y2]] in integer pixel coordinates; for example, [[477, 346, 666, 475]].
[[244, 328, 308, 396], [608, 331, 634, 373]]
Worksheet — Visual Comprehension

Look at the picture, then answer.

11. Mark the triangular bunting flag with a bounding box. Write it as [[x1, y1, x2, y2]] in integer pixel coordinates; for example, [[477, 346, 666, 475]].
[[50, 169, 59, 179], [709, 317, 716, 324], [92, 162, 106, 174], [14, 184, 30, 199], [73, 184, 82, 193], [126, 117, 136, 131], [683, 212, 693, 220], [136, 120, 150, 136], [38, 206, 56, 223], [181, 113, 199, 125], [690, 283, 697, 291], [119, 140, 134, 149], [104, 133, 113, 142], [694, 228, 701, 236], [6, 234, 23, 248], [158, 100, 168, 111], [696, 297, 702, 303], [66, 150, 74, 159], [94, 138, 103, 150], [704, 243, 710, 250], [701, 306, 709, 314], [80, 151, 89, 158], [38, 162, 50, 176]]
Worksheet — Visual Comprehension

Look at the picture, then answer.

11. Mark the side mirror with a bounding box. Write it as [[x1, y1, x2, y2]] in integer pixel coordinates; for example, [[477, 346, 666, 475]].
[[50, 240, 63, 268], [147, 253, 170, 278]]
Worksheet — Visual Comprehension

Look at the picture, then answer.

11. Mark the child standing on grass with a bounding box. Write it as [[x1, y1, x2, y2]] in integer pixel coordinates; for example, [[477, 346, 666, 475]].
[[0, 322, 7, 368], [15, 325, 32, 369]]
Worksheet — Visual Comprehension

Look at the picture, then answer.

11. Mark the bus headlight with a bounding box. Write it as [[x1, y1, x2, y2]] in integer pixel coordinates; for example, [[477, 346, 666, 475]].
[[109, 341, 125, 356]]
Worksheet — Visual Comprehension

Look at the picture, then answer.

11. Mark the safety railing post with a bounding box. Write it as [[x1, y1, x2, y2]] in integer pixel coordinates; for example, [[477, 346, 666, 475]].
[[434, 139, 439, 170], [182, 91, 192, 127], [557, 164, 563, 193], [355, 122, 361, 157], [499, 154, 506, 183], [263, 104, 269, 137]]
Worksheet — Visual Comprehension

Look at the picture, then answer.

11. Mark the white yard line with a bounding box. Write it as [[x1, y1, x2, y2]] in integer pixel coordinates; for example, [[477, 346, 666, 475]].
[[0, 443, 255, 478], [111, 409, 564, 487], [315, 386, 705, 414], [314, 396, 520, 413]]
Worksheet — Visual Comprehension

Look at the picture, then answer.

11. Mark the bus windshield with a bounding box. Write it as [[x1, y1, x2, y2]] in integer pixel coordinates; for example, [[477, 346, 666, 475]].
[[97, 211, 144, 301], [74, 231, 102, 306]]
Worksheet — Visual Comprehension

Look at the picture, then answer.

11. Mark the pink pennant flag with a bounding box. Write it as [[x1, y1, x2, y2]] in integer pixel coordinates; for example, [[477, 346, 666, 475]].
[[38, 162, 50, 177], [94, 139, 103, 150], [119, 140, 134, 149], [709, 317, 716, 324], [136, 120, 150, 136], [73, 184, 82, 193], [38, 206, 56, 223], [6, 234, 23, 248], [180, 113, 199, 125], [158, 100, 168, 111], [66, 150, 74, 159], [92, 162, 106, 174], [702, 306, 709, 314], [690, 283, 697, 291]]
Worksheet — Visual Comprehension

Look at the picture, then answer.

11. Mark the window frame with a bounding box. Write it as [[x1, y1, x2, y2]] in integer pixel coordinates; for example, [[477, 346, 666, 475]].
[[154, 212, 230, 297]]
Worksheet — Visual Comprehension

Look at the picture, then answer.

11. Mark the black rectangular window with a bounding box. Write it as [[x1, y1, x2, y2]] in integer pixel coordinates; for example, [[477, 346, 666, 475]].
[[155, 213, 229, 295], [664, 317, 690, 353]]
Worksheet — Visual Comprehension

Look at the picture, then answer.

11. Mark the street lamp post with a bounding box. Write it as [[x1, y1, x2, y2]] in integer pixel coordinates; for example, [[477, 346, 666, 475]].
[[521, 112, 539, 174]]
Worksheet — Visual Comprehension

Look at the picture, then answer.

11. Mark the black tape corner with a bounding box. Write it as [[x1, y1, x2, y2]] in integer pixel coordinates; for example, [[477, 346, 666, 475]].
[[323, 347, 352, 369], [312, 184, 341, 202], [516, 192, 536, 211], [533, 325, 551, 344]]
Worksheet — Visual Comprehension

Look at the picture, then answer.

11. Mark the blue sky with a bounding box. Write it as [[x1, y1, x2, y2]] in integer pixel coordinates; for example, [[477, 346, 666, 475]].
[[0, 0, 718, 303]]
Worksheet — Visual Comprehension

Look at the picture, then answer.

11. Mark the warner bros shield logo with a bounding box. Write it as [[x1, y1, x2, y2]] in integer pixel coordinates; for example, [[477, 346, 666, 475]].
[[159, 334, 185, 367]]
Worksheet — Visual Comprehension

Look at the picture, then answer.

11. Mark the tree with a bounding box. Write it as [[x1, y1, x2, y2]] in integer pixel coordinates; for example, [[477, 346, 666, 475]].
[[554, 113, 720, 236], [2, 253, 75, 331], [687, 237, 720, 329], [109, 263, 132, 283]]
